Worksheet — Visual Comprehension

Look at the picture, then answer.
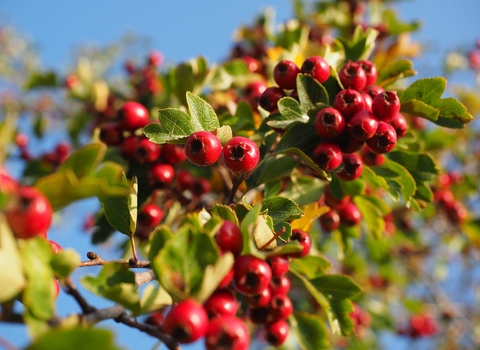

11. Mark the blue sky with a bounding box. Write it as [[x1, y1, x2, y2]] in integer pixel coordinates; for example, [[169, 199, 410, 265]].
[[0, 0, 479, 349]]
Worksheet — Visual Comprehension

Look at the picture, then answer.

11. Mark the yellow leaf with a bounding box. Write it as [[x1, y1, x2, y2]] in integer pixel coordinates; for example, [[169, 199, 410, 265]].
[[291, 203, 330, 232]]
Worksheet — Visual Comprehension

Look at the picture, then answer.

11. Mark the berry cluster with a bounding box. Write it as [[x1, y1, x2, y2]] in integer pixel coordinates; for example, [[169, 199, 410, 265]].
[[397, 313, 438, 338], [432, 172, 468, 224], [318, 185, 362, 232], [124, 51, 163, 97], [349, 303, 371, 338], [15, 133, 71, 170]]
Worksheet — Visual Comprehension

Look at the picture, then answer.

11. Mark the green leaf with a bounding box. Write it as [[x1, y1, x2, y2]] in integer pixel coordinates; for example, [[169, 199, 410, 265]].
[[296, 74, 329, 111], [337, 25, 378, 61], [267, 97, 309, 129], [330, 175, 366, 199], [24, 70, 58, 90], [401, 77, 446, 105], [0, 217, 26, 302], [382, 8, 421, 35], [138, 283, 173, 315], [310, 274, 363, 299], [400, 99, 439, 122], [144, 109, 195, 144], [387, 151, 440, 176], [280, 176, 326, 205], [432, 97, 473, 128], [25, 327, 122, 350], [380, 159, 416, 207], [291, 312, 330, 350], [376, 59, 417, 87], [257, 156, 298, 185], [81, 263, 140, 314], [214, 125, 232, 145], [148, 226, 174, 261], [262, 196, 304, 223], [186, 91, 220, 131], [354, 196, 385, 239], [59, 143, 106, 178], [289, 255, 331, 279], [196, 253, 235, 303], [275, 147, 330, 180], [275, 123, 319, 153], [50, 249, 80, 279], [329, 298, 356, 335], [240, 203, 263, 257], [19, 238, 55, 320], [264, 179, 283, 199], [364, 166, 400, 201]]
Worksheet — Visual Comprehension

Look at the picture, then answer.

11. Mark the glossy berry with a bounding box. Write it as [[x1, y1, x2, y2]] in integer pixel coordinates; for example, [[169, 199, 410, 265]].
[[324, 185, 350, 208], [222, 137, 260, 173], [360, 146, 385, 166], [288, 229, 312, 258], [233, 254, 272, 296], [319, 209, 341, 232], [348, 110, 379, 141], [164, 299, 208, 344], [203, 289, 238, 319], [311, 142, 343, 171], [332, 89, 365, 121], [314, 108, 345, 139], [333, 133, 365, 154], [269, 275, 291, 296], [273, 60, 300, 90], [48, 240, 63, 254], [176, 169, 194, 191], [337, 153, 363, 181], [301, 56, 330, 83], [363, 85, 385, 99], [264, 319, 289, 346], [99, 122, 124, 146], [145, 312, 165, 327], [215, 220, 244, 257], [138, 203, 164, 228], [243, 81, 266, 110], [243, 55, 261, 73], [389, 113, 408, 138], [245, 286, 271, 308], [184, 131, 222, 167], [205, 316, 250, 350], [6, 187, 53, 239], [372, 90, 401, 122], [267, 294, 293, 322], [366, 121, 397, 154], [135, 138, 161, 164], [53, 280, 61, 299], [147, 163, 175, 189], [361, 93, 373, 112], [247, 307, 269, 325], [339, 202, 362, 227], [259, 87, 286, 112], [162, 143, 187, 164], [267, 255, 290, 277], [117, 101, 149, 131], [217, 267, 234, 289], [119, 135, 139, 160], [338, 61, 367, 91], [357, 60, 378, 85], [191, 177, 211, 198]]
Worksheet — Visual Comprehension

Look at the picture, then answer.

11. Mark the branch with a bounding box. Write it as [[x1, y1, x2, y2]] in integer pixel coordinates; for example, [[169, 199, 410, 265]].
[[64, 277, 96, 314], [135, 270, 156, 288], [79, 252, 150, 268]]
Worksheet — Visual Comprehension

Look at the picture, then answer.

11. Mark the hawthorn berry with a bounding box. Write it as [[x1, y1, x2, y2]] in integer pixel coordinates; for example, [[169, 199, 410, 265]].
[[366, 121, 397, 154], [184, 131, 222, 167], [162, 143, 187, 164], [135, 138, 161, 164], [222, 137, 260, 173], [6, 186, 53, 239], [99, 122, 124, 146], [319, 209, 341, 232], [362, 85, 385, 99], [147, 163, 175, 189], [190, 177, 211, 198], [338, 202, 362, 227], [163, 299, 208, 344], [267, 294, 293, 322], [145, 311, 165, 327], [357, 60, 378, 85], [243, 55, 262, 73], [138, 203, 164, 228], [288, 229, 312, 258], [259, 87, 285, 112], [243, 81, 267, 110], [233, 254, 272, 296], [176, 169, 194, 191], [338, 61, 367, 91], [245, 286, 272, 308], [53, 280, 61, 299], [204, 316, 250, 350], [337, 153, 363, 181], [203, 288, 238, 319], [117, 101, 149, 131], [119, 135, 139, 160], [360, 146, 385, 166], [314, 108, 346, 139], [389, 113, 408, 138], [269, 275, 291, 296], [372, 90, 401, 122], [332, 89, 365, 120], [324, 185, 350, 208], [263, 319, 289, 346], [362, 92, 373, 112], [215, 220, 244, 257], [348, 110, 379, 141], [311, 142, 343, 171], [266, 255, 290, 277], [333, 132, 365, 154], [273, 60, 300, 90], [218, 267, 234, 289], [301, 56, 330, 83]]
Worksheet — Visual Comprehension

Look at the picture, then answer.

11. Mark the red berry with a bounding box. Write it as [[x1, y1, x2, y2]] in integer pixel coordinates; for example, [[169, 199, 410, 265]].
[[324, 185, 350, 208], [338, 202, 362, 227], [288, 229, 311, 258], [243, 81, 266, 110], [191, 177, 211, 198], [48, 240, 63, 254], [338, 61, 367, 91], [366, 121, 397, 154], [337, 153, 363, 181], [203, 289, 238, 319], [99, 122, 124, 146], [332, 89, 365, 121], [372, 90, 401, 122], [361, 93, 373, 112], [148, 51, 164, 66], [243, 55, 261, 73], [138, 203, 164, 228], [357, 60, 378, 85], [333, 132, 365, 154], [145, 311, 165, 327], [233, 254, 272, 296], [259, 87, 286, 112], [222, 137, 260, 173], [264, 319, 289, 346], [362, 85, 385, 99], [311, 142, 343, 171], [164, 299, 208, 344], [162, 143, 187, 164], [444, 200, 468, 223], [301, 56, 330, 83], [53, 280, 61, 299], [117, 101, 149, 131], [360, 146, 385, 166], [205, 316, 250, 350], [135, 138, 161, 164], [245, 286, 271, 308], [319, 209, 340, 232], [347, 110, 379, 141], [389, 113, 408, 138], [218, 268, 234, 289], [273, 60, 300, 90], [269, 275, 291, 296], [215, 221, 244, 257], [266, 255, 290, 277], [176, 169, 194, 191], [147, 163, 175, 189], [314, 108, 346, 139], [119, 135, 140, 160], [6, 187, 53, 239], [267, 294, 293, 322], [184, 131, 222, 167]]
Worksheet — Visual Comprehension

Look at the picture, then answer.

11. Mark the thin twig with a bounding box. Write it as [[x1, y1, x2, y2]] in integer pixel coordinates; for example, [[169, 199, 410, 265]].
[[226, 173, 246, 205], [64, 277, 96, 314], [79, 252, 150, 268]]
